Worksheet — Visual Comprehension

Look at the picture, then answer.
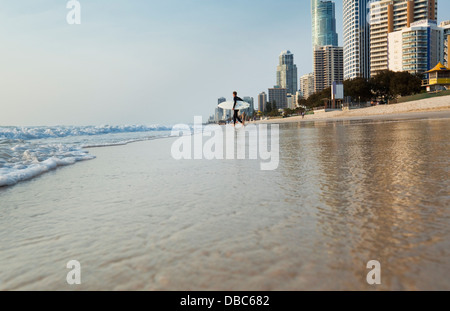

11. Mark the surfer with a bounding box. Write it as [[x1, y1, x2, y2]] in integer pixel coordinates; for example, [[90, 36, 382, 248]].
[[232, 91, 245, 126]]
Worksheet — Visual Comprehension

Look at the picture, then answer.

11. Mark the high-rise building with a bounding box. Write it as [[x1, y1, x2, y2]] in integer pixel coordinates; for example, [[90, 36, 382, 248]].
[[217, 97, 228, 121], [268, 88, 288, 109], [214, 107, 223, 122], [441, 21, 450, 67], [242, 97, 255, 117], [343, 0, 370, 80], [293, 91, 302, 108], [312, 0, 339, 49], [276, 50, 298, 95], [388, 19, 443, 74], [286, 94, 294, 109], [369, 0, 438, 77], [314, 46, 344, 92], [258, 92, 267, 112], [300, 73, 315, 99]]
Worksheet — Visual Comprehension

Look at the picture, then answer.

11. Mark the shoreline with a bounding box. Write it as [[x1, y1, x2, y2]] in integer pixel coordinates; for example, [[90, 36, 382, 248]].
[[1, 113, 449, 290], [253, 95, 450, 124]]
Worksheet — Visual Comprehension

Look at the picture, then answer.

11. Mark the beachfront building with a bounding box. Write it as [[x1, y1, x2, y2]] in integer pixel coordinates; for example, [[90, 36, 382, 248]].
[[258, 92, 267, 112], [242, 96, 255, 117], [312, 0, 339, 50], [300, 73, 315, 99], [208, 115, 215, 123], [215, 97, 226, 122], [214, 108, 223, 122], [293, 91, 302, 108], [388, 19, 443, 74], [422, 62, 450, 91], [314, 45, 344, 92], [276, 50, 298, 95], [343, 0, 371, 80], [287, 94, 294, 110], [268, 87, 288, 109], [369, 0, 438, 77], [441, 21, 450, 67], [216, 97, 231, 121], [312, 0, 339, 97]]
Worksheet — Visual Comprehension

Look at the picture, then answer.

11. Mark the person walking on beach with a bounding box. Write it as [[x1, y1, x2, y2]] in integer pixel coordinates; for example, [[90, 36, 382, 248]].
[[301, 111, 305, 119], [232, 91, 245, 126]]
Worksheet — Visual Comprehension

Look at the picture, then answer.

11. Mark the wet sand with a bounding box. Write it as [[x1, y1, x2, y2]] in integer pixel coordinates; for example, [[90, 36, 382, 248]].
[[1, 112, 449, 290]]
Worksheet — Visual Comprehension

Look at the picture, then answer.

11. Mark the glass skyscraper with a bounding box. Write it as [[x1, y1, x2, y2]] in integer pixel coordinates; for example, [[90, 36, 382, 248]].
[[312, 0, 339, 49], [343, 0, 370, 80]]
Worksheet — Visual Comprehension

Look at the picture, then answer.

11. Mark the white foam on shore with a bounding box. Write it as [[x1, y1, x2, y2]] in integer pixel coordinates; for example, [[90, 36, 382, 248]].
[[0, 124, 179, 187], [0, 123, 203, 187], [0, 143, 95, 187], [0, 156, 94, 187]]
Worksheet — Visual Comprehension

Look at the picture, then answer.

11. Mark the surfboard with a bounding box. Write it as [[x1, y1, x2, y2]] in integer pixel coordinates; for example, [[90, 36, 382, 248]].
[[218, 100, 250, 111]]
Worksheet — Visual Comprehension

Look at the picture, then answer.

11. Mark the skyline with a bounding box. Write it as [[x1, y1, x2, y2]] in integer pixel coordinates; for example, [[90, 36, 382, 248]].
[[1, 0, 450, 126]]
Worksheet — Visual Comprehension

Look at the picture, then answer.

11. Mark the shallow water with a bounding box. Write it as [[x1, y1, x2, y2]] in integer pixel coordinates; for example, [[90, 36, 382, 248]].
[[0, 124, 173, 186], [0, 115, 449, 290]]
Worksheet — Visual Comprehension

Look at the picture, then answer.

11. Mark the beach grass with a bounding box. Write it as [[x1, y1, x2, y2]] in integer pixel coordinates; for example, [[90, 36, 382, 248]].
[[395, 90, 450, 104]]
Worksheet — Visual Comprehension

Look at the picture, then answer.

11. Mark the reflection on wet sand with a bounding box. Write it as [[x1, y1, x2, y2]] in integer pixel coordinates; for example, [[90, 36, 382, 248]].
[[279, 119, 449, 289]]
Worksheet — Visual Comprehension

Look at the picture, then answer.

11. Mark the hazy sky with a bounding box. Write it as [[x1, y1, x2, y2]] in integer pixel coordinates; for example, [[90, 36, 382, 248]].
[[0, 0, 449, 126]]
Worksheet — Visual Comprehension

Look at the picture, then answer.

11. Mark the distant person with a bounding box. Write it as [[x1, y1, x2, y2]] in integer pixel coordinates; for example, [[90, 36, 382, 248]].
[[232, 91, 245, 126], [301, 111, 305, 119]]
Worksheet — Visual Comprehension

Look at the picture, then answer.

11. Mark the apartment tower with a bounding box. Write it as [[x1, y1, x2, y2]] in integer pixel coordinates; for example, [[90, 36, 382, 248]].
[[343, 0, 371, 79], [369, 0, 438, 77]]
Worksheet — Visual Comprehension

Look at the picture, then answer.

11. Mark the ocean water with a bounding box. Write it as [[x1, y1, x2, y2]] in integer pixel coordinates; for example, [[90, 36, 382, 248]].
[[0, 113, 449, 290], [0, 125, 173, 187]]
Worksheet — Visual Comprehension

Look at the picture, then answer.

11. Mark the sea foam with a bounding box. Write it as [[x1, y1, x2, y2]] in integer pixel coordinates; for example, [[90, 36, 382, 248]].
[[0, 124, 173, 187], [0, 143, 95, 187]]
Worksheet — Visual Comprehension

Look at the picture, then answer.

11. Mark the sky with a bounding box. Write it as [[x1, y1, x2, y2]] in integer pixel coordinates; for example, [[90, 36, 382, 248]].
[[0, 0, 449, 126]]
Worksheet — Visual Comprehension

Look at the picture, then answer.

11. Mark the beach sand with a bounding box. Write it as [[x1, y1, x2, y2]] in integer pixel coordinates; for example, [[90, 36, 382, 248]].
[[255, 95, 450, 124], [1, 111, 449, 290]]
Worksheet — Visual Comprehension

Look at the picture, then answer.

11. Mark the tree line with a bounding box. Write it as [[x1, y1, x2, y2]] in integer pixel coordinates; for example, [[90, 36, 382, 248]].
[[298, 70, 423, 108]]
